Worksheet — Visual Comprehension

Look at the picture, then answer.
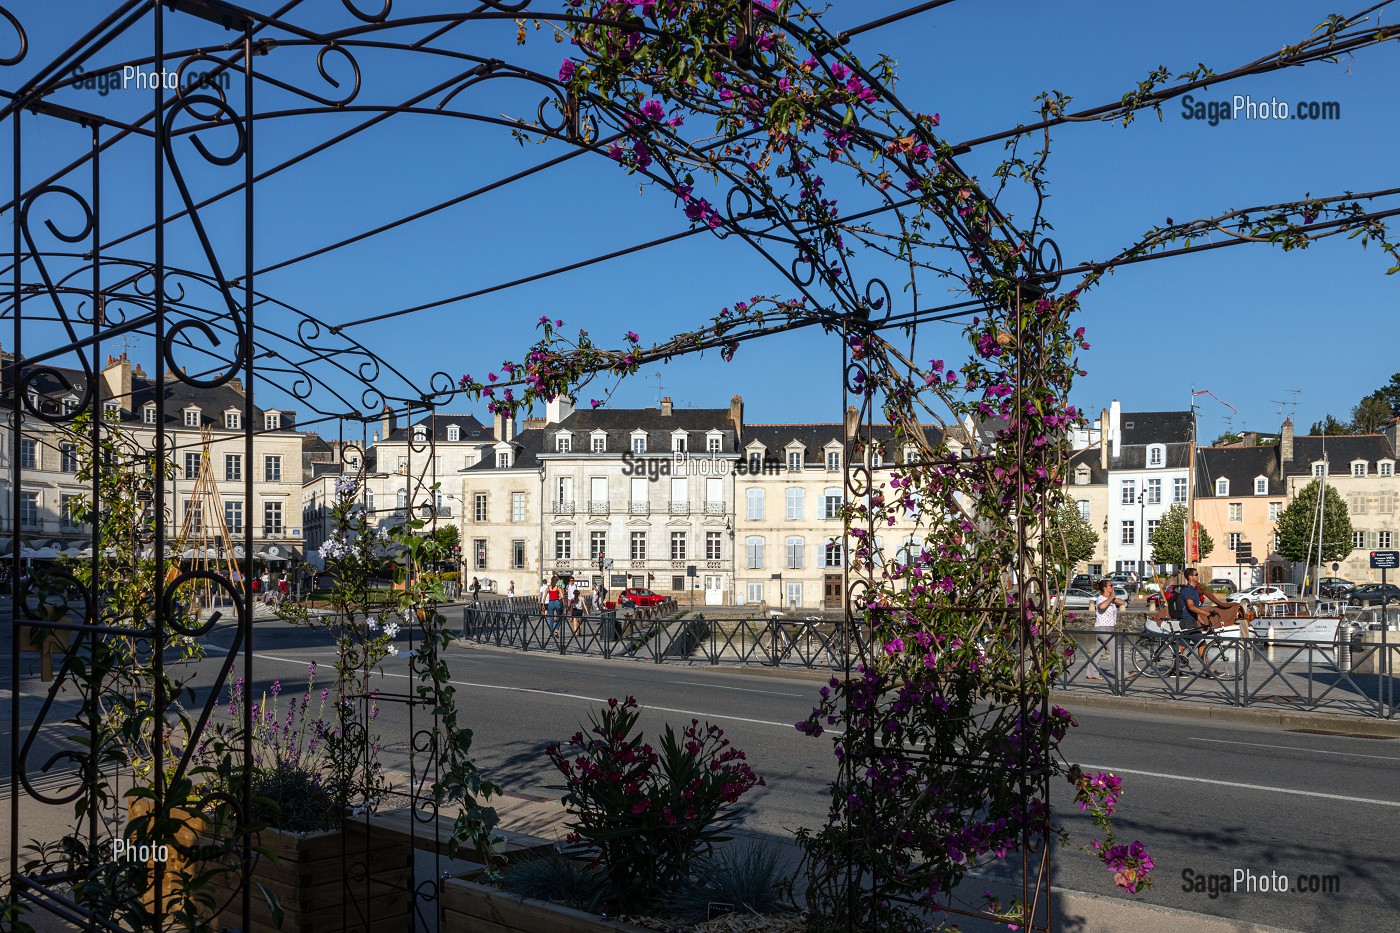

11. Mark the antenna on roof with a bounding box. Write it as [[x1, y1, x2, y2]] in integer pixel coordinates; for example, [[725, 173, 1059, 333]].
[[651, 372, 663, 408], [1285, 388, 1301, 419]]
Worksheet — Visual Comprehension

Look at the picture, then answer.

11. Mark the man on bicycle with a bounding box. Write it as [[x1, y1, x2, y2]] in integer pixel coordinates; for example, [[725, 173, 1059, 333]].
[[1176, 568, 1241, 676]]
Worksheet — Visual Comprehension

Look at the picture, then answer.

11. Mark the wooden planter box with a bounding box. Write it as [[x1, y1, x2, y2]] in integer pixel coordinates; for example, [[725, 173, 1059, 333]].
[[205, 820, 413, 933], [440, 872, 655, 933]]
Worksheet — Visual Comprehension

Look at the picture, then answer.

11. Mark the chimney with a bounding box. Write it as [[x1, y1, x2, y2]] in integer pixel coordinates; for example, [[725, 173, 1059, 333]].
[[1280, 417, 1294, 463], [101, 354, 133, 413], [1240, 431, 1257, 448], [1099, 407, 1109, 471], [372, 431, 380, 443], [504, 413, 515, 440], [494, 410, 506, 441], [844, 404, 859, 441], [1109, 400, 1121, 459], [522, 417, 546, 431], [660, 396, 673, 416], [729, 394, 743, 442], [545, 394, 574, 425], [227, 376, 243, 394], [381, 404, 396, 441]]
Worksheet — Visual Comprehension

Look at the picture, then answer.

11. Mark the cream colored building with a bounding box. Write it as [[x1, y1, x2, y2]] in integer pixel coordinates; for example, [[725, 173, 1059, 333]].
[[4, 354, 304, 568], [1064, 447, 1110, 578], [1194, 443, 1287, 588]]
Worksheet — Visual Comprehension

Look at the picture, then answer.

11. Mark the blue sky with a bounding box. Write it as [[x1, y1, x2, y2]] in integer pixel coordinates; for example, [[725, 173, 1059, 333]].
[[10, 1, 1398, 441]]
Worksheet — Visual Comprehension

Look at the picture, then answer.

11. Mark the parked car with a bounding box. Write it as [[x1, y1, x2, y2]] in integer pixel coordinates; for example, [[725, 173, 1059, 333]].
[[1052, 588, 1097, 612], [617, 587, 666, 608], [1208, 578, 1237, 592], [1316, 576, 1354, 598], [1345, 583, 1400, 607], [1070, 574, 1093, 591], [1226, 585, 1290, 611], [1107, 571, 1139, 593]]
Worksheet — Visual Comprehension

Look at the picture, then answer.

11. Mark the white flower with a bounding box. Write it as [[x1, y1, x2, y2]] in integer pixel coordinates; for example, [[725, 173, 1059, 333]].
[[386, 644, 400, 657], [382, 621, 400, 638], [366, 615, 380, 631]]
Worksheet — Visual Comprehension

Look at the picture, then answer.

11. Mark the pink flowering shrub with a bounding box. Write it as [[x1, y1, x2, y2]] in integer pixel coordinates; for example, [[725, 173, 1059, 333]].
[[545, 696, 764, 912], [1070, 766, 1155, 894]]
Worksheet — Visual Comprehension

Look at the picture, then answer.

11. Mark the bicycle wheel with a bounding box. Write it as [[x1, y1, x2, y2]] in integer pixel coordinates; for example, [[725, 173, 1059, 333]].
[[1203, 635, 1251, 682], [1131, 636, 1174, 676]]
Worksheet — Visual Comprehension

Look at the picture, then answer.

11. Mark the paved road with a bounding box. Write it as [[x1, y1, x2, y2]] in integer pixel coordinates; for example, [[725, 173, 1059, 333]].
[[11, 615, 1398, 932]]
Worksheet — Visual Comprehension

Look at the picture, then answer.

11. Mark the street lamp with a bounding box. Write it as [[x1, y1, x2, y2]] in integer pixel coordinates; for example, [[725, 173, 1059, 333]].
[[1137, 491, 1146, 585]]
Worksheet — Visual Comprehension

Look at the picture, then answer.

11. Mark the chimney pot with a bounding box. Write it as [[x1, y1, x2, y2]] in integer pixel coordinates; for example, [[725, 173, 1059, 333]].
[[660, 396, 673, 416]]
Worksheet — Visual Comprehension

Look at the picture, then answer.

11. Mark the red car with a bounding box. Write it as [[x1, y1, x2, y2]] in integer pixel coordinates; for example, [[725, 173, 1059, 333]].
[[617, 587, 665, 608]]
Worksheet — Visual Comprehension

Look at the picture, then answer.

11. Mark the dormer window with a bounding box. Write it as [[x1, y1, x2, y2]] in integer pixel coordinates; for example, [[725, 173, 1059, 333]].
[[904, 445, 918, 464], [1254, 476, 1267, 495], [183, 408, 200, 427], [447, 425, 461, 442], [631, 432, 647, 455], [1074, 466, 1091, 486], [748, 451, 763, 473], [706, 432, 722, 454], [104, 400, 120, 417], [672, 431, 687, 453], [225, 411, 241, 430], [1352, 461, 1367, 477], [827, 450, 841, 472], [1215, 478, 1229, 496], [787, 450, 803, 473], [1146, 444, 1165, 468], [1381, 461, 1395, 477], [1312, 462, 1326, 478], [592, 432, 606, 453], [556, 433, 572, 453], [412, 425, 428, 442], [497, 449, 513, 468], [62, 395, 78, 415], [872, 449, 883, 468], [265, 411, 281, 431], [143, 405, 157, 425]]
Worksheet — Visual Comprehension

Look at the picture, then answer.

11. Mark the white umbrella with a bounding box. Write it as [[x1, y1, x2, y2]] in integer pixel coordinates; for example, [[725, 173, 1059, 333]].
[[29, 547, 61, 559]]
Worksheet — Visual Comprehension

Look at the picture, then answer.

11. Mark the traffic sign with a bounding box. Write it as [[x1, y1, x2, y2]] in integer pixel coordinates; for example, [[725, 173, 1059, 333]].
[[1371, 551, 1399, 570]]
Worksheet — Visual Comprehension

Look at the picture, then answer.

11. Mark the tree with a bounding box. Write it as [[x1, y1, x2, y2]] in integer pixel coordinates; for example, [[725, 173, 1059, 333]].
[[1351, 394, 1392, 434], [431, 522, 460, 553], [1374, 372, 1400, 417], [1212, 432, 1243, 446], [1045, 500, 1098, 581], [1308, 413, 1350, 436], [1149, 502, 1214, 568], [1274, 479, 1353, 565]]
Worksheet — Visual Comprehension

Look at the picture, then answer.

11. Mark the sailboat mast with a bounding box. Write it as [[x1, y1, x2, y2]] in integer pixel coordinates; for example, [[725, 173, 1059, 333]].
[[1186, 387, 1195, 573]]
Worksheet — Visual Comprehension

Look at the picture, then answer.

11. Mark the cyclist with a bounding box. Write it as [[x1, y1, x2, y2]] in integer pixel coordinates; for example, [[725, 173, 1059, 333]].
[[1175, 568, 1241, 676]]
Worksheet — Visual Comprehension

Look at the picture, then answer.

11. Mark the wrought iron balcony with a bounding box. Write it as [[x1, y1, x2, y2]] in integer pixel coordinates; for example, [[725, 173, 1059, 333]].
[[704, 501, 725, 514], [589, 500, 610, 515], [669, 500, 689, 515], [629, 501, 650, 515], [552, 500, 575, 515]]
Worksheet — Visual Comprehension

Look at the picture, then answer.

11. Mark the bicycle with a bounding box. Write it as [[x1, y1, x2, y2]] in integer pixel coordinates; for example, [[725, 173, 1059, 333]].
[[1131, 621, 1251, 682]]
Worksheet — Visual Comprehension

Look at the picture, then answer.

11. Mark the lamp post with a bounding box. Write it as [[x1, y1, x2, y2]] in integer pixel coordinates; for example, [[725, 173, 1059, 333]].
[[1138, 490, 1146, 589]]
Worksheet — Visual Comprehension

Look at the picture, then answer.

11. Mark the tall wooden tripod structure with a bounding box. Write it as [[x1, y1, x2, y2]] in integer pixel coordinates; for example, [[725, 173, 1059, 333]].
[[170, 426, 243, 612]]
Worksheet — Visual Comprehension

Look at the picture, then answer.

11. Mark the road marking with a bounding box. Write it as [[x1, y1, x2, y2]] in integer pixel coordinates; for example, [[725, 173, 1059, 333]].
[[251, 652, 808, 731], [674, 681, 805, 698], [1082, 764, 1400, 807], [1190, 736, 1400, 762]]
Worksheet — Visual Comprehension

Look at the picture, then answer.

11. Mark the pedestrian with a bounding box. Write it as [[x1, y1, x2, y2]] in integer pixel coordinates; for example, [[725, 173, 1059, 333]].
[[470, 576, 481, 604], [570, 588, 585, 632], [251, 574, 259, 598], [1089, 578, 1126, 681], [506, 581, 516, 599], [539, 578, 549, 615], [278, 573, 290, 601], [545, 577, 563, 639], [260, 570, 271, 603]]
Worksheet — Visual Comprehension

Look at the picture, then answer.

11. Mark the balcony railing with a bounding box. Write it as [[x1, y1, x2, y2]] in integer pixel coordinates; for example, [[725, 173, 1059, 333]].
[[263, 526, 284, 538], [669, 500, 689, 515], [629, 502, 650, 515], [436, 504, 453, 517], [553, 500, 575, 515], [704, 501, 724, 514], [589, 500, 610, 515]]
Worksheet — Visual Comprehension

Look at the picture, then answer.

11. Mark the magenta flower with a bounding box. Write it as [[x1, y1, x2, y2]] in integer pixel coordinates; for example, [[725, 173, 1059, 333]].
[[558, 59, 575, 83]]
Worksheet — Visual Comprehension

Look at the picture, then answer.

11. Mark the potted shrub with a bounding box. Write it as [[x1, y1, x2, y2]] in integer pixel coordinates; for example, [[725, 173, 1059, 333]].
[[440, 696, 777, 932]]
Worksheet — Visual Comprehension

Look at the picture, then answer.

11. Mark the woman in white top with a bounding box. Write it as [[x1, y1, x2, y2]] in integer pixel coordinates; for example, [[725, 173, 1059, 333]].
[[1091, 578, 1126, 680]]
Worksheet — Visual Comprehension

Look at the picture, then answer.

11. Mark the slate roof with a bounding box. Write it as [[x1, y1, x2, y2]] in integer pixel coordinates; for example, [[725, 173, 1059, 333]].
[[386, 413, 488, 442], [1195, 446, 1285, 497], [1109, 410, 1193, 471], [10, 359, 297, 431], [1284, 435, 1396, 474], [1066, 447, 1108, 485], [744, 424, 942, 463]]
